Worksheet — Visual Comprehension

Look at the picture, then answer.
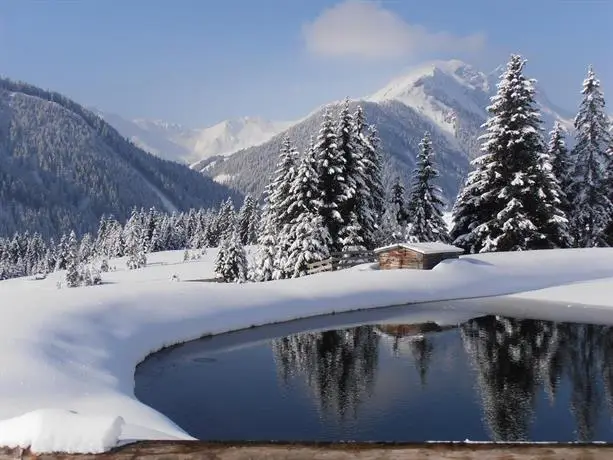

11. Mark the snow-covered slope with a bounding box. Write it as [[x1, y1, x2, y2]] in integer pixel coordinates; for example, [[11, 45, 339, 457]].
[[203, 59, 574, 201], [1, 248, 613, 453], [100, 112, 292, 165]]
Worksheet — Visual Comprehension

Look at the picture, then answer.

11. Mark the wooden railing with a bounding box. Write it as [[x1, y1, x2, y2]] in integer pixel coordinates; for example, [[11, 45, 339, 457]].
[[306, 250, 376, 275]]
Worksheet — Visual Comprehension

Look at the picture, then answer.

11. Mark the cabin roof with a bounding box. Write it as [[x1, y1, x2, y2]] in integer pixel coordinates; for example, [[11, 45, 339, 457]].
[[373, 242, 464, 255]]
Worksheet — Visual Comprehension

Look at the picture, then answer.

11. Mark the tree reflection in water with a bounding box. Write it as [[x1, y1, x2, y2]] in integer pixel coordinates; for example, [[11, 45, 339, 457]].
[[272, 327, 379, 421], [273, 314, 613, 441], [462, 316, 613, 442]]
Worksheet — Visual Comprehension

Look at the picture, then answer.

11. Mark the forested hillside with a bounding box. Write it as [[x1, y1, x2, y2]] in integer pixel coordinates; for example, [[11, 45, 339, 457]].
[[0, 78, 238, 238], [204, 100, 470, 204]]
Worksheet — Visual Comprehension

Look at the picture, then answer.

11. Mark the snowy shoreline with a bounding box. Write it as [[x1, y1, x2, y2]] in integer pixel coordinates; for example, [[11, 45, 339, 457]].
[[1, 248, 613, 453]]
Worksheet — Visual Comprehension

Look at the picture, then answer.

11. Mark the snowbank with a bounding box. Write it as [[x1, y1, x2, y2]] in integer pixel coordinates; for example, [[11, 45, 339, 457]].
[[0, 410, 123, 454], [1, 247, 613, 453]]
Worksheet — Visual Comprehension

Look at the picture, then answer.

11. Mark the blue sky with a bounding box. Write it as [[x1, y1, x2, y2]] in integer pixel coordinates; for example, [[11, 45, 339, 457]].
[[0, 0, 611, 127]]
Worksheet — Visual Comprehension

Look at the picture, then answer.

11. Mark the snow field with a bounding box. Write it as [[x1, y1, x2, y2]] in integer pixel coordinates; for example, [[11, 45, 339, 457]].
[[0, 248, 613, 452]]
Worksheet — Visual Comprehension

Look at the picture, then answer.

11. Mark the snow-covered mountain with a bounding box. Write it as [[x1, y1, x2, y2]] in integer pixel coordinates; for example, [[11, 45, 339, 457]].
[[99, 112, 292, 166], [201, 59, 574, 203]]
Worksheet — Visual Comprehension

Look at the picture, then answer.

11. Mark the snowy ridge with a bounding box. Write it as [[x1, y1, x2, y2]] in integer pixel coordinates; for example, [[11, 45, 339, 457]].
[[99, 110, 293, 165], [1, 248, 613, 452]]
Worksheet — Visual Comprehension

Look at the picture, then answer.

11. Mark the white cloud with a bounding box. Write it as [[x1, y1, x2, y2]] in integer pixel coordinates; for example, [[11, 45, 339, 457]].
[[303, 1, 486, 60]]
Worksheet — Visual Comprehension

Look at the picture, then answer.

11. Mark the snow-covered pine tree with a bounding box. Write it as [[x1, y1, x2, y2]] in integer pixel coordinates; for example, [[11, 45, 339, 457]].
[[237, 194, 257, 245], [54, 233, 69, 271], [569, 66, 613, 247], [213, 237, 228, 280], [536, 129, 573, 249], [253, 203, 276, 282], [339, 212, 366, 251], [286, 212, 331, 278], [336, 98, 365, 248], [145, 207, 161, 252], [253, 136, 298, 281], [124, 209, 148, 270], [215, 231, 248, 283], [216, 198, 237, 242], [64, 231, 80, 288], [406, 132, 450, 243], [547, 122, 573, 216], [354, 108, 384, 249], [391, 177, 408, 224], [315, 108, 346, 251], [280, 141, 331, 277], [366, 125, 386, 223], [451, 54, 568, 253], [79, 233, 93, 263], [377, 203, 405, 245]]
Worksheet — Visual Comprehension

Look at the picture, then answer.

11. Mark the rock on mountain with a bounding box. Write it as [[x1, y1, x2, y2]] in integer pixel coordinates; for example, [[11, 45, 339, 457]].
[[0, 79, 238, 238], [100, 111, 292, 166], [202, 60, 573, 205]]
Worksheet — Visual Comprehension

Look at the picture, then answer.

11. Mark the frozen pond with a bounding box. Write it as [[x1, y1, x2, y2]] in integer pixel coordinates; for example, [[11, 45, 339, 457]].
[[135, 301, 613, 442]]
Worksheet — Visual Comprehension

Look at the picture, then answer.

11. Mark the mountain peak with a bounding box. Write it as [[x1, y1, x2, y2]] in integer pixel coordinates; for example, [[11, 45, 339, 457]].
[[368, 59, 488, 104], [366, 59, 491, 137]]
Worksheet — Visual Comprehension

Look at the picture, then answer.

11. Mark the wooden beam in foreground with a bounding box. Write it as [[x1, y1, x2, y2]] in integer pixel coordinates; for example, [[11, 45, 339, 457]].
[[2, 441, 613, 460]]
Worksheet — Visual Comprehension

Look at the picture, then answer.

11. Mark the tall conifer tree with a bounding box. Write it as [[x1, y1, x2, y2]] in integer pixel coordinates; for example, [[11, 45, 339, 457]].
[[451, 55, 569, 253], [406, 132, 450, 243], [569, 66, 613, 247]]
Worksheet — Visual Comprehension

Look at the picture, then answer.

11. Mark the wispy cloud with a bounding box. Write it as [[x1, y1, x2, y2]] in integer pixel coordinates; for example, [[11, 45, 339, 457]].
[[303, 0, 486, 60]]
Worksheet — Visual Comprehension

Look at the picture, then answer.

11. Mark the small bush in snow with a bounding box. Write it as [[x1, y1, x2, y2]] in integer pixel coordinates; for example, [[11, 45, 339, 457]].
[[65, 263, 102, 288]]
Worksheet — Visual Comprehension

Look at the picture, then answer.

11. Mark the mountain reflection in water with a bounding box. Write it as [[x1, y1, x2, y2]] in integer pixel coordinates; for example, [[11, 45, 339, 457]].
[[135, 314, 613, 442]]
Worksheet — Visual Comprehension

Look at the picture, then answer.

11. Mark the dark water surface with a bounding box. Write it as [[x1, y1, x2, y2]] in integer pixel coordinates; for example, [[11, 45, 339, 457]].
[[135, 304, 613, 442]]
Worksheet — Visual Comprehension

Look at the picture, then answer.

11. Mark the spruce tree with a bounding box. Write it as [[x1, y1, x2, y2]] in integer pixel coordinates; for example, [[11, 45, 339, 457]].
[[55, 234, 69, 271], [354, 109, 384, 249], [253, 211, 276, 281], [451, 54, 568, 253], [237, 194, 257, 245], [215, 231, 248, 283], [269, 136, 299, 230], [339, 212, 366, 251], [124, 209, 147, 270], [406, 132, 450, 243], [536, 130, 573, 249], [366, 125, 386, 221], [547, 122, 573, 216], [570, 66, 613, 247], [217, 198, 237, 242], [281, 143, 332, 277], [65, 231, 80, 288], [391, 177, 408, 224], [253, 136, 298, 280], [377, 204, 405, 245], [286, 212, 331, 278], [213, 237, 228, 280], [315, 108, 346, 251], [336, 98, 363, 247]]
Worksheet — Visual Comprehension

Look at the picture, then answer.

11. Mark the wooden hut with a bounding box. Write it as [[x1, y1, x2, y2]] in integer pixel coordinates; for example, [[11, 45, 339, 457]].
[[374, 242, 464, 270]]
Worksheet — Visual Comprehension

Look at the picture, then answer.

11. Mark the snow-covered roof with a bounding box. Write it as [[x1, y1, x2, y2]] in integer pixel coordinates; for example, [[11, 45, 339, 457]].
[[373, 242, 465, 255]]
